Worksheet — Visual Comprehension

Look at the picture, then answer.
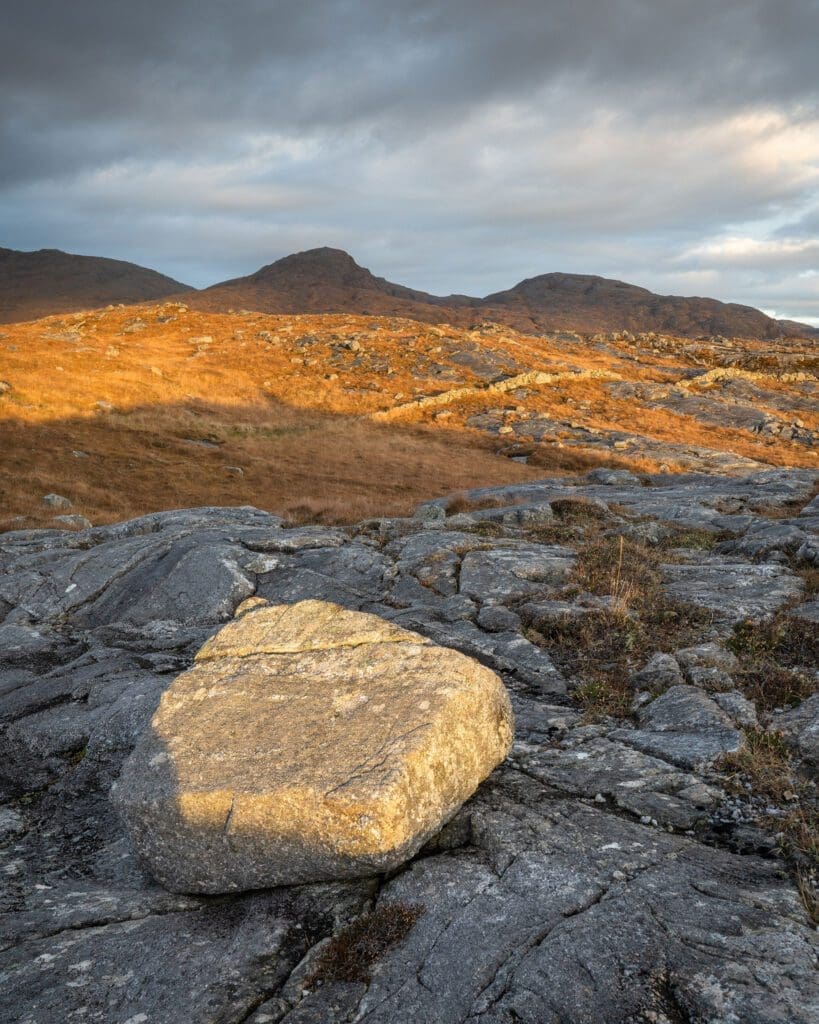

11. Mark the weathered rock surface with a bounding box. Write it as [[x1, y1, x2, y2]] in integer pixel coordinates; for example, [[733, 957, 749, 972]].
[[1, 469, 817, 1023], [112, 600, 513, 893]]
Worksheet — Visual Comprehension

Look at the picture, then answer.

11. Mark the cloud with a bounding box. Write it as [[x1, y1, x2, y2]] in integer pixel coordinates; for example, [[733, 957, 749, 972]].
[[0, 0, 818, 319], [679, 236, 819, 272]]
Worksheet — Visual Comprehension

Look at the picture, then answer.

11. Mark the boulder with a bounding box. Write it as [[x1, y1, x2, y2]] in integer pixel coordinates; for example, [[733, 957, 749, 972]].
[[112, 599, 513, 893], [41, 493, 72, 509]]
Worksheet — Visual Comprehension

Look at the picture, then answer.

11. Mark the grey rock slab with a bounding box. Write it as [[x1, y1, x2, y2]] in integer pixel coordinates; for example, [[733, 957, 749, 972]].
[[87, 504, 283, 543], [467, 502, 557, 527], [459, 545, 575, 603], [256, 567, 372, 609], [53, 514, 93, 530], [788, 599, 819, 624], [662, 559, 804, 622], [637, 685, 737, 733], [239, 524, 347, 552], [477, 604, 522, 633], [386, 530, 480, 565], [0, 531, 256, 628], [510, 695, 581, 744], [259, 543, 392, 602], [610, 726, 743, 770], [388, 614, 567, 695], [0, 807, 25, 843], [0, 886, 367, 1024], [718, 521, 813, 561], [0, 622, 80, 672], [74, 534, 256, 628], [305, 773, 818, 1024], [0, 880, 202, 951], [774, 693, 819, 767], [520, 734, 692, 805], [628, 651, 685, 691]]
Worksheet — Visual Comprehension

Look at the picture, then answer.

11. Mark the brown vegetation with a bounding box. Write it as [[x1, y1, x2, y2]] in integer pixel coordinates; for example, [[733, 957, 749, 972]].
[[523, 533, 712, 720], [0, 402, 541, 529], [1, 300, 815, 530], [719, 729, 817, 919], [306, 902, 423, 985]]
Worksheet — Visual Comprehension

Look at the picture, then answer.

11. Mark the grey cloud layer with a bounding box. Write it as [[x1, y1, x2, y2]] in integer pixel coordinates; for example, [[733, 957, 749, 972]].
[[1, 0, 818, 319]]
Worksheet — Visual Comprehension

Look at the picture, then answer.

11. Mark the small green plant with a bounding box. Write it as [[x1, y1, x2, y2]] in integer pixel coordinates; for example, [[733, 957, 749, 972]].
[[306, 902, 424, 985]]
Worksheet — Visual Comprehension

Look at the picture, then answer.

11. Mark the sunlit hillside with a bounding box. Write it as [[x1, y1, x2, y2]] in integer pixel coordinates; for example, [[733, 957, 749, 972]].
[[1, 301, 816, 531]]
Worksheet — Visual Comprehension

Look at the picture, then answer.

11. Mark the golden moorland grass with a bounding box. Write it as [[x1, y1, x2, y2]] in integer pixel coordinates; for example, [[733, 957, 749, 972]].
[[1, 302, 816, 529]]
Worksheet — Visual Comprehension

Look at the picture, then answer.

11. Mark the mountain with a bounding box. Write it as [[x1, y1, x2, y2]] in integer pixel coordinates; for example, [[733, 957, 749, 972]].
[[777, 318, 819, 339], [478, 272, 791, 339], [189, 247, 810, 339], [189, 247, 470, 319], [3, 244, 814, 339], [0, 248, 193, 323]]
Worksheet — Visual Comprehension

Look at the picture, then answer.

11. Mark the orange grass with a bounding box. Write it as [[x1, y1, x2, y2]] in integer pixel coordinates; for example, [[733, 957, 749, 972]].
[[1, 302, 815, 529]]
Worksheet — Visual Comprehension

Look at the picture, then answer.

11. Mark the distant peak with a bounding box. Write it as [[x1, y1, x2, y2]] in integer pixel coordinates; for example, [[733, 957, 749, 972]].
[[275, 246, 358, 267], [250, 247, 374, 285]]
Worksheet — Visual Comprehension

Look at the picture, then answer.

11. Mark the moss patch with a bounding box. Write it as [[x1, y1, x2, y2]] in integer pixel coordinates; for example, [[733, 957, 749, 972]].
[[307, 902, 424, 985]]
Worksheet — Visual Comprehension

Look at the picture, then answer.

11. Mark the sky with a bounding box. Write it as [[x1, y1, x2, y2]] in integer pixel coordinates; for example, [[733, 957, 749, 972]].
[[2, 0, 818, 324]]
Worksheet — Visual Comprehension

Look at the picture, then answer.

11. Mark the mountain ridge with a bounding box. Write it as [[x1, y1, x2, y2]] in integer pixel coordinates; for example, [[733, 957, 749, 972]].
[[1, 244, 815, 339], [186, 247, 819, 339], [0, 247, 193, 323]]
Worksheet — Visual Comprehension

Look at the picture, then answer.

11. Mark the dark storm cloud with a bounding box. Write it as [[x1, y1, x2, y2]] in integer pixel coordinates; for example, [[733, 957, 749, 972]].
[[1, 1, 818, 319], [3, 0, 818, 184]]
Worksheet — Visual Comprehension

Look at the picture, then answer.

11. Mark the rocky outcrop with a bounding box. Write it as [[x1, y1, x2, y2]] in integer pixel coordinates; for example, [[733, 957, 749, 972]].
[[112, 599, 512, 893], [371, 368, 622, 422], [0, 468, 817, 1022]]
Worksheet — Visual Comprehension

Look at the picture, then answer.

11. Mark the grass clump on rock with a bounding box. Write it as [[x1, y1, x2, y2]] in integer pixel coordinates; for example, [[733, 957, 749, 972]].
[[524, 534, 712, 720], [719, 727, 818, 922], [727, 614, 817, 711]]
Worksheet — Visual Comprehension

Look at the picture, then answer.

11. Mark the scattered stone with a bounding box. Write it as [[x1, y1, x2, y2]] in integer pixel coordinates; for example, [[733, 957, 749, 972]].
[[41, 493, 72, 510], [54, 514, 92, 530], [628, 652, 684, 691]]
